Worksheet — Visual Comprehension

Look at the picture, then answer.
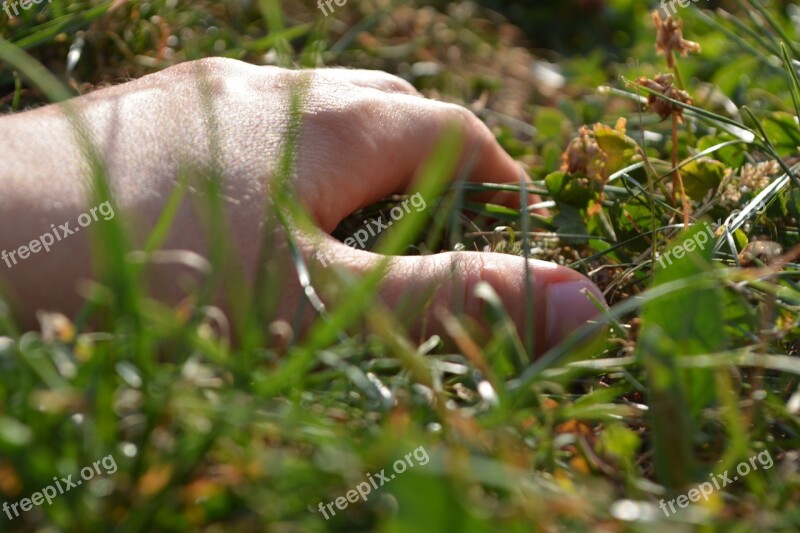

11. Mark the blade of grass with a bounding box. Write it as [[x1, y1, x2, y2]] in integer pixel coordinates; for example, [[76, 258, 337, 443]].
[[722, 7, 781, 55], [258, 0, 293, 67], [745, 0, 800, 60], [9, 2, 113, 50], [780, 42, 800, 119], [375, 124, 464, 256]]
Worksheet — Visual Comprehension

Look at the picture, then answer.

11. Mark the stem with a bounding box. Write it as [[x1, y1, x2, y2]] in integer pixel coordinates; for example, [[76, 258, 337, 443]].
[[672, 114, 690, 229]]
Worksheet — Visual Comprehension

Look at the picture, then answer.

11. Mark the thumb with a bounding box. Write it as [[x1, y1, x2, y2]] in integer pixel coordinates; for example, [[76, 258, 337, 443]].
[[310, 241, 606, 356]]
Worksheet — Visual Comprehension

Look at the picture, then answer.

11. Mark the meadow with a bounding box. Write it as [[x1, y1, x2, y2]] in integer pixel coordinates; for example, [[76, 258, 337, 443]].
[[2, 0, 800, 530]]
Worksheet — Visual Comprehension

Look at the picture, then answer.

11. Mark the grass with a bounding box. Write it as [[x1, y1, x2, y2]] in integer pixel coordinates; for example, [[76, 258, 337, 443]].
[[2, 0, 800, 530]]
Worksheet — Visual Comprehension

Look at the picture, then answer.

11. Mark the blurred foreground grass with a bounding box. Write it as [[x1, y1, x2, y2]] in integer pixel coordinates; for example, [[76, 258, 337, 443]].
[[2, 0, 800, 531]]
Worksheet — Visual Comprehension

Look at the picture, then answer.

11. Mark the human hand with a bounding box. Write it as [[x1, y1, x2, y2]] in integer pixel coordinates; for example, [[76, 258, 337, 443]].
[[0, 58, 605, 354]]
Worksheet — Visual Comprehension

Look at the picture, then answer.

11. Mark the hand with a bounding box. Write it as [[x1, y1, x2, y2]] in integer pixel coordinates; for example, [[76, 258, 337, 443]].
[[0, 58, 604, 354]]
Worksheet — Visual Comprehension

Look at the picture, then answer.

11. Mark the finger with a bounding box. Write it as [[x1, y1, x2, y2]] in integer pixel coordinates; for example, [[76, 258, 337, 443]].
[[314, 68, 422, 96], [299, 92, 535, 232], [307, 238, 606, 356]]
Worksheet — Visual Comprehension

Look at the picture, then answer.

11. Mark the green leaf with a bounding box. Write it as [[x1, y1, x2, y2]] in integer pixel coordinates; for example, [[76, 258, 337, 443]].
[[761, 111, 800, 152], [610, 202, 656, 246], [534, 107, 570, 141], [638, 224, 728, 487], [787, 188, 800, 219], [594, 124, 638, 175], [552, 205, 589, 246], [637, 327, 695, 489], [600, 423, 641, 469], [648, 224, 726, 358], [540, 142, 564, 175], [462, 201, 523, 222], [681, 157, 726, 201], [697, 135, 745, 168], [545, 171, 596, 208]]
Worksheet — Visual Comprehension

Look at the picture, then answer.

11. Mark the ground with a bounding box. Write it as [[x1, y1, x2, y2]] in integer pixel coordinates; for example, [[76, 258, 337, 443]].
[[1, 0, 800, 531]]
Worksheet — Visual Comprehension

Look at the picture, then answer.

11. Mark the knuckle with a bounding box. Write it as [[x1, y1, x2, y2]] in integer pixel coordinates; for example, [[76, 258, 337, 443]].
[[163, 58, 288, 96], [193, 56, 241, 69], [436, 102, 489, 139], [315, 68, 420, 95], [156, 57, 246, 95], [374, 72, 419, 94], [306, 86, 380, 131], [169, 57, 242, 76]]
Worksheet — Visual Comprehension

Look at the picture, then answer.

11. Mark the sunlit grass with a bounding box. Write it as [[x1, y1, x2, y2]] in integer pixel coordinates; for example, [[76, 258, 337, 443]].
[[1, 1, 800, 531]]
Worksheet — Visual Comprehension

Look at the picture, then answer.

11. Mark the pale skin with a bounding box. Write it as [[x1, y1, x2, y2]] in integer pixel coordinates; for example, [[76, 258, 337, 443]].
[[0, 58, 604, 354]]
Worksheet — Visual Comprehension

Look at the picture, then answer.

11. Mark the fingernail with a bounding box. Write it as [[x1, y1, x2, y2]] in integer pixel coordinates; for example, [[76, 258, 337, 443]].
[[546, 280, 606, 350]]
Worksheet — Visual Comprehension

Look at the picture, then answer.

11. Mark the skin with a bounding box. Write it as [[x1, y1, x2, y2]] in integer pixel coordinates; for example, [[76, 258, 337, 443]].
[[0, 58, 605, 354]]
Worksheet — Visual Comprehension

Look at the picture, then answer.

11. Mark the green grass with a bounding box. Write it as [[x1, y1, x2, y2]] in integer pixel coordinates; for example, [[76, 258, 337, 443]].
[[2, 0, 800, 530]]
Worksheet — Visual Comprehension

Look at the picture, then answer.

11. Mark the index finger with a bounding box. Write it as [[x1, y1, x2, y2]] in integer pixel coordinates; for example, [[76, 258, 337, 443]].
[[300, 90, 537, 231]]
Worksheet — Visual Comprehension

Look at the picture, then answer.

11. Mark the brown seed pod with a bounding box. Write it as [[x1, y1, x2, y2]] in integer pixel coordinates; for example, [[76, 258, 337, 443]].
[[653, 11, 701, 68], [637, 73, 694, 122]]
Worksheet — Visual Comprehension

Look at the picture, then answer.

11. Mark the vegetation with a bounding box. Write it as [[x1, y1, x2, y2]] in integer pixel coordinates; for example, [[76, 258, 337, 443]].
[[2, 0, 800, 530]]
